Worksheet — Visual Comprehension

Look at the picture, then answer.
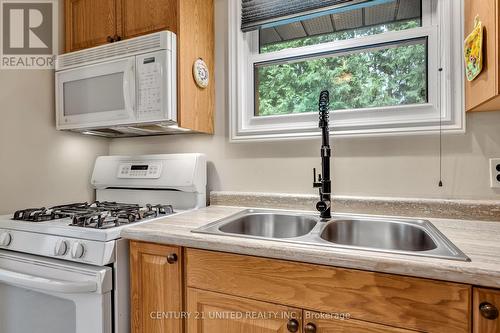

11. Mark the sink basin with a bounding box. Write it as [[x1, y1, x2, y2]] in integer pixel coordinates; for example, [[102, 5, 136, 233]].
[[219, 213, 317, 238], [320, 219, 437, 252], [192, 209, 470, 262]]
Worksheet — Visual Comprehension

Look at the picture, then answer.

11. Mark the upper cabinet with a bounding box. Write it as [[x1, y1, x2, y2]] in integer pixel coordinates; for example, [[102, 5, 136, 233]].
[[65, 0, 118, 52], [64, 0, 214, 134], [65, 0, 177, 52], [116, 0, 178, 40], [465, 0, 500, 112]]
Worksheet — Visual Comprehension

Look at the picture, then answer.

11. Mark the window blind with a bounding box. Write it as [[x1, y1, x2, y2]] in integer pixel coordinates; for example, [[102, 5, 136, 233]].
[[259, 0, 422, 47], [241, 0, 387, 32]]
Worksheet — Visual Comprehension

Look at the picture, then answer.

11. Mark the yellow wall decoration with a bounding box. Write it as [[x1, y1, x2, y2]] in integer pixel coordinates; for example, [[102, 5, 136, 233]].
[[464, 16, 483, 82]]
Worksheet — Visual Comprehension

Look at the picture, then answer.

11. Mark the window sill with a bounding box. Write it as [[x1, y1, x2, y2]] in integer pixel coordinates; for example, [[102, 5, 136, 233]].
[[230, 121, 466, 143]]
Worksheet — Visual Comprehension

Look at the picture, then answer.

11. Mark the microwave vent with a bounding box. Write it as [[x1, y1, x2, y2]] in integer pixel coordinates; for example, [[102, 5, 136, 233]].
[[71, 123, 192, 138], [56, 31, 176, 71]]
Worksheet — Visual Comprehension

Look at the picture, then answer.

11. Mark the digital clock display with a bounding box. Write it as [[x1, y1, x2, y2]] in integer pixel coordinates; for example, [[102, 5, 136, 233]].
[[131, 165, 149, 171]]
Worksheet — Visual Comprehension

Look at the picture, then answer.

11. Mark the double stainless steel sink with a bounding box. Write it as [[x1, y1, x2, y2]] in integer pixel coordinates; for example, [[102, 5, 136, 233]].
[[192, 209, 470, 261]]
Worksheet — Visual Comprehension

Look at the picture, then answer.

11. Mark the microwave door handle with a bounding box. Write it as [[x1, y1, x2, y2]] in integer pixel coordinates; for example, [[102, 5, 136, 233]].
[[123, 62, 135, 115], [0, 267, 97, 294]]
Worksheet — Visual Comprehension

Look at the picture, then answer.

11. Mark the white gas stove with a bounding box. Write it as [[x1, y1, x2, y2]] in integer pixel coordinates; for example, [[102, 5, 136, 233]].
[[0, 153, 206, 333]]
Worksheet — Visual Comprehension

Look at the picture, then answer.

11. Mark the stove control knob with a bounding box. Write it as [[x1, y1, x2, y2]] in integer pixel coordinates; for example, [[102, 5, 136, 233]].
[[54, 240, 68, 256], [71, 242, 85, 259], [0, 232, 12, 247]]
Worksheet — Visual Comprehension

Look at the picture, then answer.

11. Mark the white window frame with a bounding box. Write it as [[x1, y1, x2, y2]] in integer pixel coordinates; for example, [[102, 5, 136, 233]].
[[228, 0, 465, 142]]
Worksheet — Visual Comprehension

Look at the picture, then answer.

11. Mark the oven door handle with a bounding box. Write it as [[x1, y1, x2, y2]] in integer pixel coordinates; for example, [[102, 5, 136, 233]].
[[0, 267, 98, 294]]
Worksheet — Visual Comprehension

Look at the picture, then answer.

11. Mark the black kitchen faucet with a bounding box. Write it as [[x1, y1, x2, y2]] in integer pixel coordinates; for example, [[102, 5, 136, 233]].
[[313, 90, 332, 219]]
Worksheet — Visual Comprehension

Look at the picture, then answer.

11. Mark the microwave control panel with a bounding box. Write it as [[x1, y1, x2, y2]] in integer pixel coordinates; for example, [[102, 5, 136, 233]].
[[136, 52, 164, 118], [117, 162, 162, 179]]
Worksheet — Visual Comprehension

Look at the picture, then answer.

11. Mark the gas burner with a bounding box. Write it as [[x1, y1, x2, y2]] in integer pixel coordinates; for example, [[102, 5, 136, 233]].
[[13, 203, 90, 222], [13, 202, 174, 229]]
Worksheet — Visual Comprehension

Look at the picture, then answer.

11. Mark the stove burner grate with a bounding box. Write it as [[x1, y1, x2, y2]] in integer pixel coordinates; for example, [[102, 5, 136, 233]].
[[13, 202, 174, 229]]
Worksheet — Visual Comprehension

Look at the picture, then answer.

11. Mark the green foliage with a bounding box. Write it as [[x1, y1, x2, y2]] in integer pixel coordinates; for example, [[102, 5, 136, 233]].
[[256, 21, 427, 116]]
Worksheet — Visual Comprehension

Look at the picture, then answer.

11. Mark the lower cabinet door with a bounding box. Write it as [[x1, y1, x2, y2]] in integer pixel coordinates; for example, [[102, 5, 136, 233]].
[[303, 311, 418, 333], [130, 241, 183, 333], [187, 288, 303, 333], [474, 288, 500, 333]]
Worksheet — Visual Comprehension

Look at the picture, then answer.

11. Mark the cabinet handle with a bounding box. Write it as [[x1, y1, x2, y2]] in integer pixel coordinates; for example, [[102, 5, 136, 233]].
[[480, 302, 499, 320], [286, 319, 299, 333], [114, 34, 122, 41], [107, 36, 114, 43], [304, 323, 317, 333], [167, 253, 178, 264]]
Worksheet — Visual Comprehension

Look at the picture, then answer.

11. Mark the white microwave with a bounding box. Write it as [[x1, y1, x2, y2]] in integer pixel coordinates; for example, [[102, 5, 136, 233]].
[[55, 31, 177, 137]]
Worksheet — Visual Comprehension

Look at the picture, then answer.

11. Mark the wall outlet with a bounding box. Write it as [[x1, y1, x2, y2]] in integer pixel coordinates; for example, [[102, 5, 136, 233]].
[[490, 158, 500, 188]]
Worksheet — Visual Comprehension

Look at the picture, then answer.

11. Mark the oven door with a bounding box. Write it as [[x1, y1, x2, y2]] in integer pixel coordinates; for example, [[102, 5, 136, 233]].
[[55, 57, 136, 130], [0, 250, 112, 333]]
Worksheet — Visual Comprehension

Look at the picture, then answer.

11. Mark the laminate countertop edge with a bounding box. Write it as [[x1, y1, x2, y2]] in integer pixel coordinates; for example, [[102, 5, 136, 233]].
[[122, 205, 500, 288]]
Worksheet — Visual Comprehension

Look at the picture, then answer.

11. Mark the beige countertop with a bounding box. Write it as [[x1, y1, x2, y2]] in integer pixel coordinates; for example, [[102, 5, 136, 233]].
[[122, 205, 500, 288]]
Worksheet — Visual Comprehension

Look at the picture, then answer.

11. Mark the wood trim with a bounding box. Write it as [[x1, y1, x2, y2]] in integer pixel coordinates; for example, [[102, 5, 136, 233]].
[[182, 247, 189, 333], [303, 310, 419, 333], [497, 0, 500, 96], [186, 248, 471, 333], [130, 241, 183, 333], [177, 0, 215, 134], [64, 0, 70, 53], [467, 94, 500, 112], [115, 0, 122, 39], [473, 287, 500, 333]]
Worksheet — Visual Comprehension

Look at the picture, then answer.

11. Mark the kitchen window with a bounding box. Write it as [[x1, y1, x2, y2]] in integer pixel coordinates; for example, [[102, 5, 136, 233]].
[[229, 0, 464, 141]]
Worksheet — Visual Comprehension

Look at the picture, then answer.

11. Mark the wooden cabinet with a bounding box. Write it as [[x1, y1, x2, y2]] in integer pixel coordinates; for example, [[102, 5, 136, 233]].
[[65, 0, 177, 52], [133, 244, 490, 333], [464, 0, 500, 112], [303, 311, 418, 333], [65, 0, 118, 52], [130, 241, 183, 333], [116, 0, 177, 40], [186, 249, 471, 333], [187, 288, 302, 333], [185, 294, 420, 333], [176, 0, 214, 134], [64, 0, 214, 134], [474, 288, 500, 333]]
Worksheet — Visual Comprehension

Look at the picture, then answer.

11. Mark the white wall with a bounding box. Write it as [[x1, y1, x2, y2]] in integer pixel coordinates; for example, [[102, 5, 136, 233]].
[[0, 1, 109, 214], [109, 0, 500, 201], [0, 70, 109, 214], [4, 1, 497, 218]]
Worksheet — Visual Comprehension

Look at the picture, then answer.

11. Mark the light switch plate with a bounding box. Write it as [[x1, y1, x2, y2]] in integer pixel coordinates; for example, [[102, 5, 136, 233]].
[[490, 158, 500, 188]]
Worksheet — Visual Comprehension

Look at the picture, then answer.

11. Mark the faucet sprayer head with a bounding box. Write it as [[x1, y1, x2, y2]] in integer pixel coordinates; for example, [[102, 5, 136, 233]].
[[318, 90, 330, 129]]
